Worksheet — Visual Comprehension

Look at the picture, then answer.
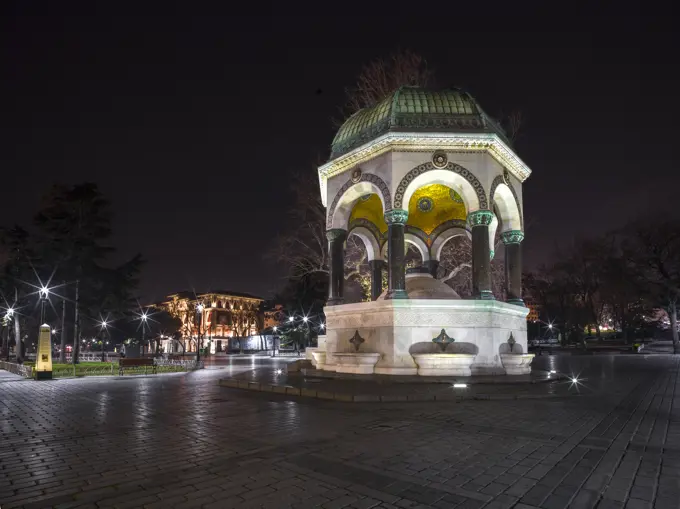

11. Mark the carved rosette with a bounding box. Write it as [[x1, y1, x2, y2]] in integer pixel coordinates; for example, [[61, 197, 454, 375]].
[[326, 228, 347, 242], [500, 230, 525, 245], [467, 210, 494, 228], [432, 150, 448, 168], [384, 209, 408, 225]]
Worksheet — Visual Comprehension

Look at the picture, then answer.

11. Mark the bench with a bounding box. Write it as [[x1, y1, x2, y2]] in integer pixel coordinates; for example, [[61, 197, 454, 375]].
[[118, 358, 156, 376]]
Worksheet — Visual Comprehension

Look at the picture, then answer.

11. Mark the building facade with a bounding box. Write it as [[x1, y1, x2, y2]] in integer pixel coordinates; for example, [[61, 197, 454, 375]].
[[160, 291, 264, 353]]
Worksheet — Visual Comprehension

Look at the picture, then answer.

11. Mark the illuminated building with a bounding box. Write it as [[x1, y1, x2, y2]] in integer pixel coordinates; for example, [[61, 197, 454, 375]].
[[263, 303, 285, 330], [523, 298, 540, 322], [160, 291, 264, 353]]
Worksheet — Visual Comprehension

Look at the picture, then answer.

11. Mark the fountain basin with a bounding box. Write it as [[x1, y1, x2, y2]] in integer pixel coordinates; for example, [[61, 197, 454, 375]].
[[334, 353, 381, 374], [500, 353, 534, 375], [310, 350, 327, 370], [411, 353, 476, 376]]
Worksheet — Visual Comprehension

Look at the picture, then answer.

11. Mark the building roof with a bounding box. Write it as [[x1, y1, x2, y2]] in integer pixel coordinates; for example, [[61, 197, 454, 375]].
[[166, 290, 264, 302], [331, 86, 510, 159]]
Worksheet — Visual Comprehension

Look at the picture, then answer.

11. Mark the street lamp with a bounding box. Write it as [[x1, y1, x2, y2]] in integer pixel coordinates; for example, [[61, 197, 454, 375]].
[[99, 320, 108, 362], [196, 303, 204, 363], [140, 311, 148, 356], [289, 316, 294, 323], [39, 286, 49, 323], [3, 307, 13, 361]]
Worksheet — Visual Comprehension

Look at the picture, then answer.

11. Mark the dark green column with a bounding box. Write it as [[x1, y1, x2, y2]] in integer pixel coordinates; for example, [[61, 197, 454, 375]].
[[501, 230, 525, 306], [468, 210, 495, 300], [368, 259, 386, 301], [326, 229, 347, 305], [385, 209, 409, 300], [422, 260, 439, 279]]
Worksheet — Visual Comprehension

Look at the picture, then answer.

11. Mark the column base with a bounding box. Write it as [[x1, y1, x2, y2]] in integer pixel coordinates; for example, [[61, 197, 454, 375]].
[[477, 291, 495, 300], [327, 298, 344, 306], [507, 299, 525, 306], [385, 290, 409, 300]]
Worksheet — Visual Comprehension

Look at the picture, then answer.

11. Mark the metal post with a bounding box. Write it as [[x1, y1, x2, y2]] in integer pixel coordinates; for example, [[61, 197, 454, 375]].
[[196, 309, 202, 363], [72, 280, 80, 365]]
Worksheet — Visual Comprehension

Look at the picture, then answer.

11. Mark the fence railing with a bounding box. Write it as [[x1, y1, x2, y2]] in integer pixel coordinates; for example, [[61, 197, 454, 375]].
[[24, 352, 116, 363], [154, 358, 204, 370]]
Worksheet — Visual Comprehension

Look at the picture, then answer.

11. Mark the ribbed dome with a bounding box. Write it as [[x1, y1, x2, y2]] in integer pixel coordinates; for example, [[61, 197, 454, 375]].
[[331, 86, 509, 159]]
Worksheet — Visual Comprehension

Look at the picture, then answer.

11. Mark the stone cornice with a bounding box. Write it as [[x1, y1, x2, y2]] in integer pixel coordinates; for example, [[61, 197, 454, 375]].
[[318, 132, 532, 206]]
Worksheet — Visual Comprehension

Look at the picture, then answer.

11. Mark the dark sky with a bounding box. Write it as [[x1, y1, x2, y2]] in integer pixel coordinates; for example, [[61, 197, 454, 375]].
[[2, 1, 677, 302]]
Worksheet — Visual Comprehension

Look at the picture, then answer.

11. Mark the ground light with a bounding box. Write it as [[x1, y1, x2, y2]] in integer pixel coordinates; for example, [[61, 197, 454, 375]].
[[453, 383, 467, 388]]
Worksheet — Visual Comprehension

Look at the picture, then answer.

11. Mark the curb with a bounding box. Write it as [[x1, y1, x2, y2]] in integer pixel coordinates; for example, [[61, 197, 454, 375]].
[[218, 378, 569, 402], [298, 369, 565, 385]]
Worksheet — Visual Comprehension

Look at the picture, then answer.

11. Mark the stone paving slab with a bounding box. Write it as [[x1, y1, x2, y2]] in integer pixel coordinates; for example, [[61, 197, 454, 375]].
[[1, 354, 679, 509]]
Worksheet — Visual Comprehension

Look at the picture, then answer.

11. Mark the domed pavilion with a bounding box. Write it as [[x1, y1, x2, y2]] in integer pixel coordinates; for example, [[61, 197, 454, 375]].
[[317, 86, 532, 375]]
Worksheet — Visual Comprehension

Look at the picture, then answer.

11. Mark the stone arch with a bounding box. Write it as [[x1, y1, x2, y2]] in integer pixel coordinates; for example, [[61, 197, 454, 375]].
[[348, 226, 381, 261], [326, 172, 391, 230], [489, 175, 522, 232], [379, 234, 430, 262], [394, 161, 488, 213], [405, 233, 430, 262], [431, 227, 470, 261]]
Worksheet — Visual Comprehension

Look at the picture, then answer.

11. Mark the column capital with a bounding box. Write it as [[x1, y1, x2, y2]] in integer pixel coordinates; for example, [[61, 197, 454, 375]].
[[326, 228, 347, 242], [384, 209, 408, 225], [500, 230, 525, 245], [467, 209, 494, 228]]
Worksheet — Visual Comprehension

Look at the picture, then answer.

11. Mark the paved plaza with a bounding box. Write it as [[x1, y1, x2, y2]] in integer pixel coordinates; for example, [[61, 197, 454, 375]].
[[1, 355, 679, 509]]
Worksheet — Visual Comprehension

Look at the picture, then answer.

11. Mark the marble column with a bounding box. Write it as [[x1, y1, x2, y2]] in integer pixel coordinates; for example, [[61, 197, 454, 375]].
[[326, 229, 347, 305], [385, 209, 409, 300], [501, 230, 525, 306], [368, 260, 386, 301], [422, 260, 439, 279], [468, 210, 495, 300]]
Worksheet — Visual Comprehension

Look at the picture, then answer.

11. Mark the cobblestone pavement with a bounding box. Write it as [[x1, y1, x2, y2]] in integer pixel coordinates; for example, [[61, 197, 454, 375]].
[[1, 355, 679, 509]]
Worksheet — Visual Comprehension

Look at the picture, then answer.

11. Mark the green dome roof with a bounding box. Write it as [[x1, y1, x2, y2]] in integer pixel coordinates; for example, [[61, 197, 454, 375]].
[[331, 86, 509, 159]]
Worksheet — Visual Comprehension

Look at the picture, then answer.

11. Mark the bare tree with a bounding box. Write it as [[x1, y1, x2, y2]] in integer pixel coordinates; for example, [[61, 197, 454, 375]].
[[438, 236, 505, 298], [341, 49, 433, 118], [623, 217, 680, 353], [270, 171, 328, 278]]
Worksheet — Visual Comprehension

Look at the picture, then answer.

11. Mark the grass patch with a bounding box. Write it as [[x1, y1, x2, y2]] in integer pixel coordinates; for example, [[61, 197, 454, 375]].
[[26, 361, 192, 378]]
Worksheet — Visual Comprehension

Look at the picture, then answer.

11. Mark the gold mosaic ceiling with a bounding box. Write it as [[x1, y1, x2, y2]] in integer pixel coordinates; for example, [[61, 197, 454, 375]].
[[349, 194, 388, 233], [407, 184, 466, 235], [348, 185, 466, 237]]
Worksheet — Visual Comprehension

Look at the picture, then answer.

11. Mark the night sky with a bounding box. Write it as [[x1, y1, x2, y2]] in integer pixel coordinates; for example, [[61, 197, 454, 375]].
[[2, 1, 678, 302]]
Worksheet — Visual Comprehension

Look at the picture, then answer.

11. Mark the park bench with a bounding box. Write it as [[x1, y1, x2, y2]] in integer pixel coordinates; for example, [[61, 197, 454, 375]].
[[118, 358, 156, 376]]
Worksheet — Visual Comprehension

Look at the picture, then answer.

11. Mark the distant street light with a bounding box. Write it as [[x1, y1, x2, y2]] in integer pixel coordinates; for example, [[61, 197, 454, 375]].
[[196, 303, 204, 363], [140, 311, 149, 356], [99, 320, 108, 362]]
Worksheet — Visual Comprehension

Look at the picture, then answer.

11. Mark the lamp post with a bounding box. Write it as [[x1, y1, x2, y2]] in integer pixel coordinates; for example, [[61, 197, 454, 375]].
[[140, 312, 148, 356], [196, 303, 204, 363], [99, 321, 108, 362], [39, 286, 49, 324], [3, 308, 13, 361], [272, 326, 278, 357]]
